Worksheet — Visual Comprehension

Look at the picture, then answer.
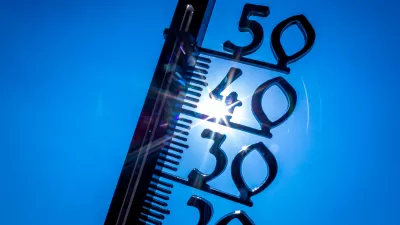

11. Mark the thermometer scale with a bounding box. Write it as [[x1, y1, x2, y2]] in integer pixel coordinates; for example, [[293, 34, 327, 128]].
[[105, 0, 315, 224]]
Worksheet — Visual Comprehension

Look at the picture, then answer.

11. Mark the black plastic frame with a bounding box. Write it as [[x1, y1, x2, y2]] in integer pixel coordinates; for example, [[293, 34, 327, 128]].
[[104, 1, 216, 224]]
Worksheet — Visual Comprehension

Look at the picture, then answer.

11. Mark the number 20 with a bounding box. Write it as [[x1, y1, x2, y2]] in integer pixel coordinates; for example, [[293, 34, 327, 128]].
[[188, 196, 255, 225]]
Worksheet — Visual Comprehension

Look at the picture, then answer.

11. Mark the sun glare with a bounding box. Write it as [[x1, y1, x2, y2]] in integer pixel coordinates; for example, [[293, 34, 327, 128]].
[[198, 98, 230, 121]]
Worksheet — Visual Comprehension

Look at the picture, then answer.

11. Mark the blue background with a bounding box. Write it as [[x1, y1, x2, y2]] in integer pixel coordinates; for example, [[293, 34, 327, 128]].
[[0, 0, 399, 224]]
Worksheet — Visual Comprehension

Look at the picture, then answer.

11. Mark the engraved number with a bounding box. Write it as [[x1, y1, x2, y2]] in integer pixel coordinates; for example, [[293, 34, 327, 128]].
[[223, 4, 270, 58], [188, 196, 255, 225], [188, 129, 228, 189], [270, 15, 316, 70], [231, 142, 278, 202]]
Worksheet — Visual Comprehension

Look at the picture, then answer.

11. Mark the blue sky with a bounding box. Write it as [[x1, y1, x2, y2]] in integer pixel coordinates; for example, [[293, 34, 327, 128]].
[[0, 0, 399, 224]]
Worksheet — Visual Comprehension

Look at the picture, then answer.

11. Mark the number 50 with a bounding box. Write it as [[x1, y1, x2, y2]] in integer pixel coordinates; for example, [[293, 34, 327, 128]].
[[224, 4, 316, 71]]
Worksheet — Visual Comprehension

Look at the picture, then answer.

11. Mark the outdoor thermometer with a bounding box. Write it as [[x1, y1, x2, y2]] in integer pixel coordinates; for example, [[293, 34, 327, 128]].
[[104, 0, 316, 224]]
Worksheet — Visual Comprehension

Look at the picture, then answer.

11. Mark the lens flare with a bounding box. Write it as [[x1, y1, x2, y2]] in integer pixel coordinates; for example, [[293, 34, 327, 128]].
[[198, 98, 230, 121]]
